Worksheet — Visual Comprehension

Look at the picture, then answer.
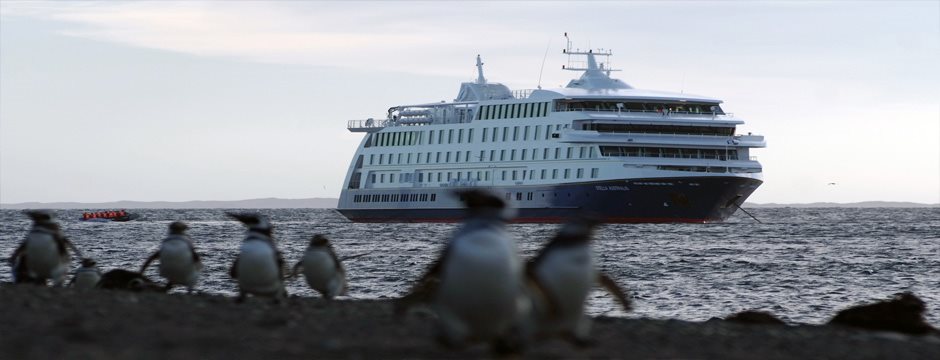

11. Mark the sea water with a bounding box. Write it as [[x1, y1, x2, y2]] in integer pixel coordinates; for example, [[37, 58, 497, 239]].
[[1, 208, 937, 324]]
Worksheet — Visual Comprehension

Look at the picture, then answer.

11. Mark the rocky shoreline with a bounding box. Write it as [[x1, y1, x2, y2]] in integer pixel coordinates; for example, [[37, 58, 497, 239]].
[[1, 285, 938, 359]]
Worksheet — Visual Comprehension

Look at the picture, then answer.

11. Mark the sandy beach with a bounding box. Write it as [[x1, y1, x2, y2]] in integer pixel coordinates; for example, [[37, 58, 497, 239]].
[[1, 284, 938, 359]]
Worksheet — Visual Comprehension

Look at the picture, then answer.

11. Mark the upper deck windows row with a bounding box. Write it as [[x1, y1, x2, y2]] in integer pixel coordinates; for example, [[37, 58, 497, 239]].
[[555, 100, 725, 115], [583, 123, 735, 136], [371, 123, 572, 147], [476, 102, 551, 120]]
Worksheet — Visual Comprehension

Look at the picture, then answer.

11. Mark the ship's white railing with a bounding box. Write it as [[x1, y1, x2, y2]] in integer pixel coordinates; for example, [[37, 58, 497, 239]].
[[749, 156, 758, 161], [511, 89, 536, 99], [347, 118, 389, 132], [560, 108, 733, 118]]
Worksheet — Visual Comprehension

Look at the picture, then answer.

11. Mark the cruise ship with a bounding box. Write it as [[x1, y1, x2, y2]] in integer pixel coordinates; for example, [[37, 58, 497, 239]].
[[337, 37, 765, 223]]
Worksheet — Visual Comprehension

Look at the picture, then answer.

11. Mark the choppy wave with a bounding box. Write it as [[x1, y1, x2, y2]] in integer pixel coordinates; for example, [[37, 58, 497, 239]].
[[1, 207, 938, 324]]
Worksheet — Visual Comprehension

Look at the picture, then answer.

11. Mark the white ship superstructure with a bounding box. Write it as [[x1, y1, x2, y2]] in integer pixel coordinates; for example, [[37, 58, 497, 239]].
[[337, 37, 765, 223]]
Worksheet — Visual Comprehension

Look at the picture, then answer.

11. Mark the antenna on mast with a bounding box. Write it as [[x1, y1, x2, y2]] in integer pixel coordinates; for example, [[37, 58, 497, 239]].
[[537, 38, 551, 90]]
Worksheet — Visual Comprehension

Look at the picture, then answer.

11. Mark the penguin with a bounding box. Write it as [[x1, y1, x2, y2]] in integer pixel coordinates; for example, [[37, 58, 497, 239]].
[[8, 210, 82, 286], [227, 213, 287, 303], [290, 234, 347, 300], [70, 258, 102, 290], [139, 221, 203, 293], [397, 189, 526, 351], [97, 269, 162, 291], [524, 217, 633, 346]]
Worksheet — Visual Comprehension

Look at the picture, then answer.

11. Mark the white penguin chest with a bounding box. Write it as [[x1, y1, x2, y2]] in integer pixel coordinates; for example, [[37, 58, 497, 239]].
[[535, 246, 595, 312], [26, 233, 63, 270], [302, 250, 337, 286], [440, 230, 520, 303], [237, 241, 280, 291]]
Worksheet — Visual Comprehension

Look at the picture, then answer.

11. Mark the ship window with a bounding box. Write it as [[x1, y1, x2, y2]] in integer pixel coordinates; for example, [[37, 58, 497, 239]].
[[426, 152, 432, 163], [564, 169, 570, 179], [512, 171, 517, 180], [489, 150, 496, 162], [371, 174, 376, 183], [468, 129, 474, 143], [397, 153, 402, 163], [482, 128, 488, 142], [540, 169, 546, 179], [545, 125, 552, 139], [491, 127, 498, 142], [521, 149, 527, 161], [456, 172, 461, 181], [543, 148, 549, 159], [380, 174, 385, 183], [502, 127, 508, 142], [554, 148, 560, 159], [524, 103, 530, 117], [447, 129, 452, 143], [431, 194, 436, 201], [456, 151, 462, 162], [484, 172, 490, 181], [523, 126, 530, 141], [566, 147, 573, 159], [447, 172, 452, 181], [446, 152, 451, 162], [501, 171, 506, 180], [579, 147, 586, 158], [407, 153, 412, 164], [436, 152, 441, 163], [552, 169, 558, 179], [591, 168, 599, 178], [513, 126, 519, 141], [378, 154, 384, 165], [589, 147, 596, 158], [577, 168, 584, 178], [418, 173, 423, 182], [369, 154, 374, 165], [436, 173, 441, 182], [534, 126, 540, 140], [516, 192, 522, 200], [479, 150, 485, 162], [500, 150, 506, 161], [527, 192, 533, 200], [511, 149, 516, 160], [458, 129, 464, 143]]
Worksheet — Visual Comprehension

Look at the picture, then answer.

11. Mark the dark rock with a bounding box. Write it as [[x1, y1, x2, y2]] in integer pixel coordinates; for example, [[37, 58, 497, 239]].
[[829, 292, 939, 335], [725, 310, 787, 325]]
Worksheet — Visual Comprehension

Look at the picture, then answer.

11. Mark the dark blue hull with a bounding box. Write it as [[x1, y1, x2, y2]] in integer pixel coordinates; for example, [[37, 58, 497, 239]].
[[338, 176, 762, 223]]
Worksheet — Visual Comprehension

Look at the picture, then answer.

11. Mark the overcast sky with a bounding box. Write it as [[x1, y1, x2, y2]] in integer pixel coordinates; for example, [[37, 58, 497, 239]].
[[1, 1, 938, 204]]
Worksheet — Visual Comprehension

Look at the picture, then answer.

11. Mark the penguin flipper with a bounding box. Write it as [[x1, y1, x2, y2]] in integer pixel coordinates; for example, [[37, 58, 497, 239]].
[[597, 272, 632, 311], [8, 243, 25, 264], [290, 260, 304, 279], [395, 243, 450, 315], [61, 237, 84, 259], [139, 251, 160, 273], [525, 262, 563, 319], [276, 251, 287, 279], [229, 258, 240, 279]]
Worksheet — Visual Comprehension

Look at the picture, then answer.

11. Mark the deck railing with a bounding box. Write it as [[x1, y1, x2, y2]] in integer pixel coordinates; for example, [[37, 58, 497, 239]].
[[559, 107, 733, 118], [347, 119, 389, 131]]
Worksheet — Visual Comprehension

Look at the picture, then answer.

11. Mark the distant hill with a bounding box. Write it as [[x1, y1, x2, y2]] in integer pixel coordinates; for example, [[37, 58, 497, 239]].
[[744, 201, 938, 208], [0, 198, 339, 209]]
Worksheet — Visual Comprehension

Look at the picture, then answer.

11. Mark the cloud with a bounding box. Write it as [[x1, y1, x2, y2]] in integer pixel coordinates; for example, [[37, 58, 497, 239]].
[[1, 1, 559, 80]]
